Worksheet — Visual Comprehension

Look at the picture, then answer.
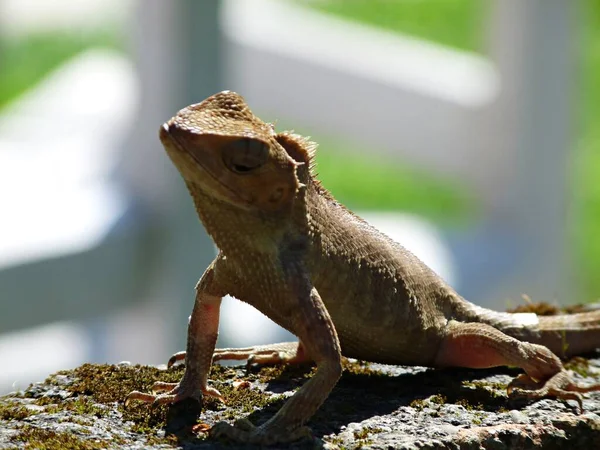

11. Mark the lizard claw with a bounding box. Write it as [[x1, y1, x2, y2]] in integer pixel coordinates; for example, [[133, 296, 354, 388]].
[[210, 419, 312, 445], [167, 351, 186, 368]]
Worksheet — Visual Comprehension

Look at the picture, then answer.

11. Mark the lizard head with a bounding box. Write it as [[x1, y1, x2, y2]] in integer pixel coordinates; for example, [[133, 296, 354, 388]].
[[160, 91, 305, 213]]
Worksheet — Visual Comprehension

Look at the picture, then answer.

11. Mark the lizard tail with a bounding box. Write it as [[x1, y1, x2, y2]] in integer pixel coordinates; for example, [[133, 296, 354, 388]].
[[455, 300, 600, 359], [533, 311, 600, 358]]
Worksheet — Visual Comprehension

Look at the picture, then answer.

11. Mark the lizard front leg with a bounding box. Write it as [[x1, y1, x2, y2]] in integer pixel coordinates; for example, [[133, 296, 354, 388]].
[[211, 264, 343, 444], [434, 320, 600, 409], [126, 263, 224, 405]]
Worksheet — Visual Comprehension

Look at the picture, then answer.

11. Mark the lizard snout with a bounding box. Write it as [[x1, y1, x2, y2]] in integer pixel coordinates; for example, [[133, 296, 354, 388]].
[[159, 122, 172, 142]]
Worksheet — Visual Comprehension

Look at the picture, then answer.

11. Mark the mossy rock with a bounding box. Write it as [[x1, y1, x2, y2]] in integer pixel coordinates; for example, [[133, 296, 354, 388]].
[[1, 357, 600, 449]]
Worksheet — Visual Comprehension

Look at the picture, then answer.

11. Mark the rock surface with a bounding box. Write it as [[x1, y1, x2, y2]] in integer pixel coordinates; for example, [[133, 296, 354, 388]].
[[1, 357, 600, 449]]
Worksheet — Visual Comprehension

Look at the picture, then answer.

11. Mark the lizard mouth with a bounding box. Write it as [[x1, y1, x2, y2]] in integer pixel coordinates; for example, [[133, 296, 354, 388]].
[[159, 122, 255, 208]]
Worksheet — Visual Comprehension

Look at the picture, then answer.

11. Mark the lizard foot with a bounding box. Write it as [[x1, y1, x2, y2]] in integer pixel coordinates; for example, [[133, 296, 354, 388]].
[[210, 418, 312, 445], [507, 371, 600, 411], [125, 377, 224, 406]]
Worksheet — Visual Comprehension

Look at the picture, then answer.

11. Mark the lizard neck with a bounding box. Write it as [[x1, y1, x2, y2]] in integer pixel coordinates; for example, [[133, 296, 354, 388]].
[[186, 182, 306, 258]]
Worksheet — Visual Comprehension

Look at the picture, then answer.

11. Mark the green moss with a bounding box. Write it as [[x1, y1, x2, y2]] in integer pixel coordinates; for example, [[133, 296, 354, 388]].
[[353, 427, 369, 440], [409, 398, 426, 411], [351, 430, 374, 446], [428, 394, 447, 405], [505, 301, 561, 316], [34, 397, 107, 418], [562, 304, 594, 315], [144, 433, 180, 447], [70, 419, 92, 429], [457, 379, 510, 412], [68, 363, 183, 404], [342, 359, 383, 377], [46, 363, 279, 444], [462, 380, 508, 393], [10, 425, 108, 450], [326, 435, 345, 446], [67, 363, 183, 435], [0, 402, 35, 421], [455, 398, 484, 411], [256, 361, 316, 384], [204, 380, 279, 418], [504, 298, 595, 317], [561, 330, 570, 359], [565, 357, 592, 378], [353, 426, 383, 441]]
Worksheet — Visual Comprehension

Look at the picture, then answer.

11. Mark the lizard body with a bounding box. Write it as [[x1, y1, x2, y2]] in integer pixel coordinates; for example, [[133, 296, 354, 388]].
[[127, 91, 600, 444]]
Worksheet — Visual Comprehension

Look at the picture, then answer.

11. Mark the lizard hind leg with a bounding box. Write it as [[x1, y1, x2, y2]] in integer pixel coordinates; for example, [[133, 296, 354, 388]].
[[214, 340, 309, 366], [434, 320, 600, 410], [168, 341, 309, 368]]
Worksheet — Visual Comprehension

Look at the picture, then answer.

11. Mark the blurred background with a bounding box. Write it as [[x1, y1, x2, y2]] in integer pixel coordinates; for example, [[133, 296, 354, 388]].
[[0, 0, 598, 394]]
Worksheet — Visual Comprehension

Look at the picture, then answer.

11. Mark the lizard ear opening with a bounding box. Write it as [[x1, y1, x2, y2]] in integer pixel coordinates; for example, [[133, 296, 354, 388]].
[[275, 132, 318, 179]]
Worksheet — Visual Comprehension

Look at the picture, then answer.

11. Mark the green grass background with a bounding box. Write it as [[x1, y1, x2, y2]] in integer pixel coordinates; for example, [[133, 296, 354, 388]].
[[0, 31, 120, 110]]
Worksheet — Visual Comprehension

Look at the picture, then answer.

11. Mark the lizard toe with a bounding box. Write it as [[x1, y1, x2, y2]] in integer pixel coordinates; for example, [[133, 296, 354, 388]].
[[124, 391, 157, 406], [509, 386, 584, 411], [506, 373, 541, 395], [124, 390, 189, 407], [126, 373, 213, 407], [507, 370, 599, 411]]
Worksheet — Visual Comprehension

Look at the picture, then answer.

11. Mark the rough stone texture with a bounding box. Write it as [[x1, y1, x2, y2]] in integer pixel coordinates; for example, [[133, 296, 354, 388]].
[[1, 356, 599, 449]]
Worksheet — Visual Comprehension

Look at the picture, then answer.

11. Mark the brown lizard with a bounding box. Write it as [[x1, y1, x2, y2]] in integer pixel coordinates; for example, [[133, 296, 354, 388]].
[[126, 91, 600, 445]]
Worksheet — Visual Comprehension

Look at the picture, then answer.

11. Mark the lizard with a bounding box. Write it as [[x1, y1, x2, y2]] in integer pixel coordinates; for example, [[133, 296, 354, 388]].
[[126, 90, 600, 445]]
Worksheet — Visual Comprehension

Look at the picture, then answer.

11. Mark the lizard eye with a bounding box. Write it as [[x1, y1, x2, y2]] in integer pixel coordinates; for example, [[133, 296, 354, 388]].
[[222, 138, 269, 174]]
